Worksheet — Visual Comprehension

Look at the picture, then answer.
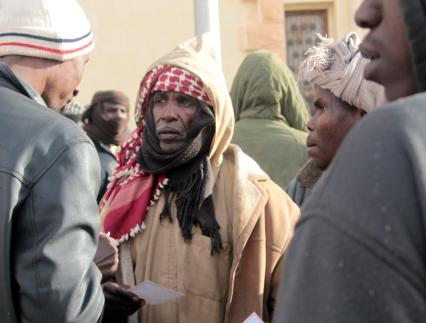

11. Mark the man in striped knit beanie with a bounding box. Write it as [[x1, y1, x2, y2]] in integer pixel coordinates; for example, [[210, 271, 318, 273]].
[[0, 1, 142, 322]]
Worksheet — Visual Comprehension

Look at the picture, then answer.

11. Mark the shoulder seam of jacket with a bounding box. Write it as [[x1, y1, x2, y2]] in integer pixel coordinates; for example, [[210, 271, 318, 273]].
[[29, 137, 96, 188]]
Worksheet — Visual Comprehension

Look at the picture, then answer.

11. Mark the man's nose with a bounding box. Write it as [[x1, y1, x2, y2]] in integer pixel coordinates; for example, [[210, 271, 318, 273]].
[[73, 88, 80, 98], [355, 0, 380, 29], [118, 110, 128, 120], [114, 107, 128, 120], [307, 116, 315, 132], [159, 102, 178, 121]]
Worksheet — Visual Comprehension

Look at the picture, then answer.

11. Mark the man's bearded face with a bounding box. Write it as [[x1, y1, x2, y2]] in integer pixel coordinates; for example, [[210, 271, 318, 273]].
[[152, 90, 198, 152]]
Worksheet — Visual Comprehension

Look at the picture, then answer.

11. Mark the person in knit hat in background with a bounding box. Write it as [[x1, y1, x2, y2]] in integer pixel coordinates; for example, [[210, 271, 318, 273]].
[[0, 0, 142, 322], [82, 90, 130, 203], [231, 51, 309, 190], [274, 0, 426, 322], [100, 33, 300, 323], [286, 32, 386, 206]]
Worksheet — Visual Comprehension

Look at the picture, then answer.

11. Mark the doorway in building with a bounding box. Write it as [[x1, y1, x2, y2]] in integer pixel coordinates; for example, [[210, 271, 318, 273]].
[[285, 10, 328, 114]]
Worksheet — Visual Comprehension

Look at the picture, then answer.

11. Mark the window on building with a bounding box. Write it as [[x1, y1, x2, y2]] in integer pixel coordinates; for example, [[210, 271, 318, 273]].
[[285, 10, 328, 113]]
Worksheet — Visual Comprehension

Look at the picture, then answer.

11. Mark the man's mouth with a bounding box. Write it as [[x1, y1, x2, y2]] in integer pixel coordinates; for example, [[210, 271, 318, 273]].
[[306, 136, 316, 148], [359, 42, 380, 61], [156, 126, 183, 141], [306, 138, 318, 156]]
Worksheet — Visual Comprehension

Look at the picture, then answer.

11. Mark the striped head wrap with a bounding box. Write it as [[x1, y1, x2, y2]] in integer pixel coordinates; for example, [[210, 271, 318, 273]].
[[0, 0, 94, 61]]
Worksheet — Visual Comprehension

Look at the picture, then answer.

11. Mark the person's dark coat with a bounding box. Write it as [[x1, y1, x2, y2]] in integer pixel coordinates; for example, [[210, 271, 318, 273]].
[[93, 140, 117, 203], [0, 63, 104, 323], [285, 159, 322, 207]]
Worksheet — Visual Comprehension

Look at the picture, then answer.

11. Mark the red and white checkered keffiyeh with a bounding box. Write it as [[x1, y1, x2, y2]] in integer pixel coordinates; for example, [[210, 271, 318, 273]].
[[100, 65, 212, 243], [135, 65, 211, 124]]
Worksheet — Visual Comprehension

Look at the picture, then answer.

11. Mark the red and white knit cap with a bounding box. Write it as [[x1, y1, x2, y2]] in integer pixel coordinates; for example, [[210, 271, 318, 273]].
[[0, 0, 94, 61]]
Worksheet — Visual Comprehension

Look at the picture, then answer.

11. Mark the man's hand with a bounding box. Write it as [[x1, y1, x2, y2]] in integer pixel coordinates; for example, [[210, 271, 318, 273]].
[[102, 282, 145, 323], [95, 232, 119, 282]]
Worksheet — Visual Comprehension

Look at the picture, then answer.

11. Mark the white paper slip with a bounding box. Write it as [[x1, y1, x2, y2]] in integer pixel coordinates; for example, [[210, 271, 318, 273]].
[[130, 280, 184, 305], [243, 312, 264, 323]]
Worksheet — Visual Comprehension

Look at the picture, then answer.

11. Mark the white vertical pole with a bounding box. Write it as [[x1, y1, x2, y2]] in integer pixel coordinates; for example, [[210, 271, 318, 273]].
[[194, 0, 222, 67]]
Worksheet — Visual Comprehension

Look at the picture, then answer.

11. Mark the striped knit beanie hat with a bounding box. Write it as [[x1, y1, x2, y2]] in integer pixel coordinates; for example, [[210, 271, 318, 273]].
[[0, 0, 94, 61]]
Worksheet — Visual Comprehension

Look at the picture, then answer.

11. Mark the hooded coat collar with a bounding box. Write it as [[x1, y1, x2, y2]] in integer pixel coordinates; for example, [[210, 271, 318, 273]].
[[230, 51, 308, 130]]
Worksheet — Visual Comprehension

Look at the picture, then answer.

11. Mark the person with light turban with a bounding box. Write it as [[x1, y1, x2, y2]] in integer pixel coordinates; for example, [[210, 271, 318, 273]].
[[286, 32, 386, 206]]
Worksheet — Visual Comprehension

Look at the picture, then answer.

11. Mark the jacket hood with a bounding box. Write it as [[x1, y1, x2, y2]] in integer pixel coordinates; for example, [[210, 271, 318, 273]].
[[400, 0, 426, 92], [230, 51, 308, 131], [139, 33, 234, 167]]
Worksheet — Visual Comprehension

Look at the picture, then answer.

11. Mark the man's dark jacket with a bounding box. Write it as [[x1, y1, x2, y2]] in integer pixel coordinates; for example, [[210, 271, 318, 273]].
[[92, 140, 117, 203], [0, 64, 104, 322]]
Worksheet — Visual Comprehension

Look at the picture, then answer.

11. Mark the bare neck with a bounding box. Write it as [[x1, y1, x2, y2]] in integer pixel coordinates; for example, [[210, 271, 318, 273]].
[[0, 55, 49, 95]]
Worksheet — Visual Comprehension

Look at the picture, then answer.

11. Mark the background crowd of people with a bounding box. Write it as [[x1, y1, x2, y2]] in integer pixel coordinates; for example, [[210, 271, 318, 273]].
[[0, 0, 425, 322]]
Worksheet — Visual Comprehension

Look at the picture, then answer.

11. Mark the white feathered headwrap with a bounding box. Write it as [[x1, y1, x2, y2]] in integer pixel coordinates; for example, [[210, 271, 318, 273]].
[[299, 32, 386, 112]]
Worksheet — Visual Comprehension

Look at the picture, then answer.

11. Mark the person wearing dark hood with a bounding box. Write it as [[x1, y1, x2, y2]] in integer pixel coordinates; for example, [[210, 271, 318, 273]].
[[82, 90, 130, 202], [231, 51, 309, 189], [273, 0, 426, 322]]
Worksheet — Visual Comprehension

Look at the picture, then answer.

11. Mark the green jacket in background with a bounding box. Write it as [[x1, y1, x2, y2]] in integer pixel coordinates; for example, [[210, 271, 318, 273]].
[[231, 51, 309, 189]]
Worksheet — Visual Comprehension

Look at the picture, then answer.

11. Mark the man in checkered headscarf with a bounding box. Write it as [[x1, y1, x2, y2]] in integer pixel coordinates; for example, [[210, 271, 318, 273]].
[[100, 34, 300, 323]]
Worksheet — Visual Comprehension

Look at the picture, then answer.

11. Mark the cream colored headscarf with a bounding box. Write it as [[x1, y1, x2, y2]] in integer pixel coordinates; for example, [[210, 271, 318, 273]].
[[299, 32, 386, 112]]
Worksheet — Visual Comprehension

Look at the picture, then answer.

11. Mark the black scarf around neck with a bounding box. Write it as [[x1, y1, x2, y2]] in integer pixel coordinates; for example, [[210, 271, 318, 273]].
[[138, 100, 223, 254]]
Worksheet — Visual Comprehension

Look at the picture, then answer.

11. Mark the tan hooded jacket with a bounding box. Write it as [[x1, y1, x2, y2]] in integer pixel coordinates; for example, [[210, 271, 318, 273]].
[[115, 34, 300, 323]]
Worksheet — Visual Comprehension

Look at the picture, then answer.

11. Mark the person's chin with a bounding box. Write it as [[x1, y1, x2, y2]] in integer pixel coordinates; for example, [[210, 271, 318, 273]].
[[312, 158, 327, 171], [308, 149, 327, 170], [307, 145, 318, 158], [363, 57, 386, 88], [44, 96, 68, 112], [159, 140, 185, 153]]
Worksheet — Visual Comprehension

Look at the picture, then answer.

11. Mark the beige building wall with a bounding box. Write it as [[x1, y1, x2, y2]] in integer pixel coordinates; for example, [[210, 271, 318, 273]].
[[78, 0, 258, 126], [78, 0, 365, 126], [283, 0, 365, 39]]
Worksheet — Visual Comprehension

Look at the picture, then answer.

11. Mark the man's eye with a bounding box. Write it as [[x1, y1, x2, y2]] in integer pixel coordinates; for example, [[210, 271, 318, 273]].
[[154, 97, 166, 104], [179, 97, 195, 106], [315, 104, 326, 111]]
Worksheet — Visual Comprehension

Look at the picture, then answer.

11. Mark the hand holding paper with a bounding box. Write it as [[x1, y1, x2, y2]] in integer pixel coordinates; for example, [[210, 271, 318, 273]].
[[130, 280, 184, 305], [102, 282, 144, 323]]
